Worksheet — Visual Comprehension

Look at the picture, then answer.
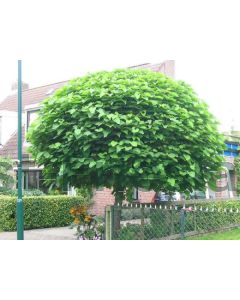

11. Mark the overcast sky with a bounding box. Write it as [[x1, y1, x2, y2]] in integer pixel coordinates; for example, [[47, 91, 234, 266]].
[[0, 0, 239, 131]]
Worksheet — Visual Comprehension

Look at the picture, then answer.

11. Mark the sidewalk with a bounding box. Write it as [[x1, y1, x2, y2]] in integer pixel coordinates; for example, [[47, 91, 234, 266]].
[[0, 227, 76, 240]]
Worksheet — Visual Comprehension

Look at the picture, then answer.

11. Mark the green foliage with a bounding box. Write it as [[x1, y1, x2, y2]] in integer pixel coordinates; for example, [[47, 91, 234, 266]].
[[234, 157, 240, 196], [0, 157, 15, 187], [115, 201, 240, 239], [0, 195, 90, 231], [27, 69, 225, 202], [0, 188, 45, 197], [70, 205, 103, 240], [75, 186, 93, 201]]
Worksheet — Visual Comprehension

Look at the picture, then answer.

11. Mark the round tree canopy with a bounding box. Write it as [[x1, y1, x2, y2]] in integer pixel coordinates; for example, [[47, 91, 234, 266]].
[[27, 69, 225, 198]]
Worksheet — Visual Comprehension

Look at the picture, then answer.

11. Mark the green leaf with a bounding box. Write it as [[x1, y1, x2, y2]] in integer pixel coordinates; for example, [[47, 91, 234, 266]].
[[130, 141, 138, 147], [89, 107, 96, 114], [99, 89, 106, 97], [188, 171, 195, 178], [103, 130, 109, 138], [133, 161, 141, 168], [74, 128, 81, 137], [134, 92, 141, 99], [110, 141, 118, 147], [167, 178, 175, 187], [89, 161, 96, 168], [183, 154, 191, 162]]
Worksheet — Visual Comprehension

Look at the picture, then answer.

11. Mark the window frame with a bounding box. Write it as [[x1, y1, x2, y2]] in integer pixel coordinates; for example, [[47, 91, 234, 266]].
[[26, 109, 40, 131]]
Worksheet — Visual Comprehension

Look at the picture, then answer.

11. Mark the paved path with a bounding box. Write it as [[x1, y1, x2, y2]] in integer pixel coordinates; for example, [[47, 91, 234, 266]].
[[0, 227, 77, 240]]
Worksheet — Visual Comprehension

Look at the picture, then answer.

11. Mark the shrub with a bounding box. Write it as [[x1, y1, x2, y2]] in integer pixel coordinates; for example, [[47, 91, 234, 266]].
[[0, 195, 91, 231], [0, 188, 45, 197], [70, 205, 104, 240]]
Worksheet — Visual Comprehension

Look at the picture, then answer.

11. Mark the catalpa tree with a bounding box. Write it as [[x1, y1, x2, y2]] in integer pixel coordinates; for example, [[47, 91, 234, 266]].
[[27, 69, 225, 202]]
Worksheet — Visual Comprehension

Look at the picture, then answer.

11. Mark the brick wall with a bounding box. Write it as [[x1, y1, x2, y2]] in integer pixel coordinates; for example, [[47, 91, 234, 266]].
[[138, 190, 156, 203], [90, 188, 156, 216], [89, 188, 115, 216]]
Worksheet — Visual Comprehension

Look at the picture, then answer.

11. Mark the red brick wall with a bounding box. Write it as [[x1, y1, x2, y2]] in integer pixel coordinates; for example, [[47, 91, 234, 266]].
[[89, 188, 115, 216], [139, 191, 156, 203], [90, 188, 156, 216]]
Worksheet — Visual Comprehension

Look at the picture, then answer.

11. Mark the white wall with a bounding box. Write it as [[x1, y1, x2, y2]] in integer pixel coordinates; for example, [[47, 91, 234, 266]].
[[0, 110, 25, 145]]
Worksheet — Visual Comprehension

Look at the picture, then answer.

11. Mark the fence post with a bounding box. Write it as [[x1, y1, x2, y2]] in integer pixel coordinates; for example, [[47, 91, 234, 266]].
[[194, 210, 197, 232], [170, 209, 174, 235], [105, 205, 112, 240], [180, 209, 186, 240], [140, 206, 145, 239]]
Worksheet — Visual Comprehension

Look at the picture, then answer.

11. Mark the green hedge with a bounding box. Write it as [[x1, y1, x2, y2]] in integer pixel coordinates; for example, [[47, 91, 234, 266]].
[[0, 195, 90, 231]]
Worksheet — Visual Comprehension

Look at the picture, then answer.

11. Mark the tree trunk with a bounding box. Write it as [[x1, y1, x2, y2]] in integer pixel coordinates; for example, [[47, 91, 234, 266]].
[[112, 186, 125, 237]]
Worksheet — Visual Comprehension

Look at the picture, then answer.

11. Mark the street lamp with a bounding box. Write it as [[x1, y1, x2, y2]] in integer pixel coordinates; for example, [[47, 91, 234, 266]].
[[17, 60, 24, 240]]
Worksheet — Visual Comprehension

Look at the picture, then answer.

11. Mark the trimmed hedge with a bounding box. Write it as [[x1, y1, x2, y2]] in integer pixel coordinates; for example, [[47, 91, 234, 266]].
[[0, 195, 90, 231]]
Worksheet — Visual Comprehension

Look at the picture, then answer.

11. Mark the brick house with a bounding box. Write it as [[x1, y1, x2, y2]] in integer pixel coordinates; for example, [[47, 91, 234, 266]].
[[0, 61, 175, 215], [212, 139, 239, 199]]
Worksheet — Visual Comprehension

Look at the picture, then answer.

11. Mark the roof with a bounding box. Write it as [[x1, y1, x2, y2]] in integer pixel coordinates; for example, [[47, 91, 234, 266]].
[[0, 61, 175, 159], [0, 126, 27, 159], [129, 61, 175, 77], [0, 61, 175, 113], [0, 81, 67, 112]]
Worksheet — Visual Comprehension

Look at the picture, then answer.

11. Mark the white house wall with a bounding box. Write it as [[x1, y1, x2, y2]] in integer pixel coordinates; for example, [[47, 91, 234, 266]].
[[0, 110, 25, 145]]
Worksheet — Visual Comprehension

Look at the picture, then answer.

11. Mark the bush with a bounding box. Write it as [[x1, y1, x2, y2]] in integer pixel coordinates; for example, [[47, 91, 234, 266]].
[[0, 188, 45, 197], [0, 195, 91, 231]]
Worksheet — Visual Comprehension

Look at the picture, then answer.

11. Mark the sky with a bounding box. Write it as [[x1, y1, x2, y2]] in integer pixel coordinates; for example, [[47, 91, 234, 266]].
[[0, 0, 240, 131]]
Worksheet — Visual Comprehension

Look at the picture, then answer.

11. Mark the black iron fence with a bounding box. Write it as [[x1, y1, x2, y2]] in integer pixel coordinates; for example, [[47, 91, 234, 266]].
[[105, 203, 240, 240]]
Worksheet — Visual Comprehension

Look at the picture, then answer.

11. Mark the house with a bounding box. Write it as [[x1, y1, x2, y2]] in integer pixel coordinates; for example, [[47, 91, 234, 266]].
[[0, 60, 175, 215], [210, 135, 240, 199]]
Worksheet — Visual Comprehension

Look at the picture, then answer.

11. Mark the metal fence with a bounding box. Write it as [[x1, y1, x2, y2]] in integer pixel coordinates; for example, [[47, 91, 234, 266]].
[[105, 203, 240, 240]]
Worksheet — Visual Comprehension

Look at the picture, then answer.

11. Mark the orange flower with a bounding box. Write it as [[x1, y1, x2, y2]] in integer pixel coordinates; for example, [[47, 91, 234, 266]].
[[70, 208, 76, 215], [84, 215, 92, 223], [79, 207, 87, 214], [73, 218, 80, 224]]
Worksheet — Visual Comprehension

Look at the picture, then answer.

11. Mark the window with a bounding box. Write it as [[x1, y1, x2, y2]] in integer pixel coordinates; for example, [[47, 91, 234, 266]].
[[27, 109, 39, 130], [224, 142, 239, 157], [133, 188, 139, 200], [16, 170, 44, 190]]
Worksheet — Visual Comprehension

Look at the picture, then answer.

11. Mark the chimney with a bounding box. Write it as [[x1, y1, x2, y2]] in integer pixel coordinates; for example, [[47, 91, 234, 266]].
[[158, 60, 175, 78], [11, 81, 29, 91]]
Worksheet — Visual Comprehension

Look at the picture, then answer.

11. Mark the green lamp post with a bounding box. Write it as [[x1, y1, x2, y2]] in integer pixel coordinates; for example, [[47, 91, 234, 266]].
[[17, 60, 24, 240]]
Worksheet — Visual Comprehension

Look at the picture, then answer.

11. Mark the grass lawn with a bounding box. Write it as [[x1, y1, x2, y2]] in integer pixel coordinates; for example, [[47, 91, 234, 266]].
[[188, 227, 240, 240]]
